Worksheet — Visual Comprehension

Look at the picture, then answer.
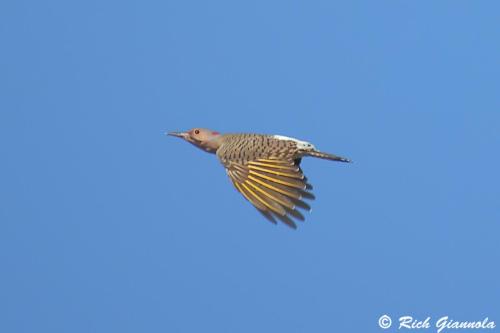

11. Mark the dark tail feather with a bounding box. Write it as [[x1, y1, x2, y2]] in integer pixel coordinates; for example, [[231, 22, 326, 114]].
[[306, 150, 352, 163]]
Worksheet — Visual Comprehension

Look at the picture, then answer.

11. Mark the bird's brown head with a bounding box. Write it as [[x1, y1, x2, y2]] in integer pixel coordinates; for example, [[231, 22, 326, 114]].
[[168, 128, 222, 153]]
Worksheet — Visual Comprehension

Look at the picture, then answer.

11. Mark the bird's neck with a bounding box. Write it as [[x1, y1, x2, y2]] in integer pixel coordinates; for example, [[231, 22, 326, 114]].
[[198, 135, 223, 154]]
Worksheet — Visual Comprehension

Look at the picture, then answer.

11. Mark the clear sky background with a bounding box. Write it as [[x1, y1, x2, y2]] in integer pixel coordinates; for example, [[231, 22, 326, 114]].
[[1, 1, 499, 332]]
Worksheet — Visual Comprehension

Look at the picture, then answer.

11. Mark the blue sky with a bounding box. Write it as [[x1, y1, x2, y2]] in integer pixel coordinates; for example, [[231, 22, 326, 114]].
[[1, 1, 499, 332]]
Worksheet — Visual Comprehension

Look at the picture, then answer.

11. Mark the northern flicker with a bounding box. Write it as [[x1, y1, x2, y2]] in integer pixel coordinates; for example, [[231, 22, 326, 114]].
[[168, 128, 351, 228]]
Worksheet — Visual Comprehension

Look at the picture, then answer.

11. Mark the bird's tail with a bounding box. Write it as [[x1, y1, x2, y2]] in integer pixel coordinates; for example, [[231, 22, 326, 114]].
[[305, 150, 352, 163]]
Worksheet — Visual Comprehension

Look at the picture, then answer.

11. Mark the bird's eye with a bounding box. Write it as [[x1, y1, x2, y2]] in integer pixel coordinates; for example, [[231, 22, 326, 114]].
[[194, 129, 200, 135]]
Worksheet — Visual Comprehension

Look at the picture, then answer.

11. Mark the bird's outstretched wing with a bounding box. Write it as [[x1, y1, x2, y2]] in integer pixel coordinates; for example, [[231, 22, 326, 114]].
[[224, 158, 315, 228]]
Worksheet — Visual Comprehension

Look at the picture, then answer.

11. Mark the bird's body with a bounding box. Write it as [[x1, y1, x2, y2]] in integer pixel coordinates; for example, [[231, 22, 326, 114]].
[[169, 128, 350, 228], [217, 133, 311, 164]]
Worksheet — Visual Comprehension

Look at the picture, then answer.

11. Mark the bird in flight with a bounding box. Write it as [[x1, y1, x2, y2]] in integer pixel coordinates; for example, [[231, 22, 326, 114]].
[[168, 128, 351, 228]]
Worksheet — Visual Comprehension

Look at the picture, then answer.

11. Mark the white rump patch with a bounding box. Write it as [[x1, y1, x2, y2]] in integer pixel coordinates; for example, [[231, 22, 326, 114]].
[[273, 135, 316, 150]]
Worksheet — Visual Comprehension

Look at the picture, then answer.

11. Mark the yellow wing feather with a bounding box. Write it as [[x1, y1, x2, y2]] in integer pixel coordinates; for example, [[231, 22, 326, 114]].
[[225, 158, 314, 228]]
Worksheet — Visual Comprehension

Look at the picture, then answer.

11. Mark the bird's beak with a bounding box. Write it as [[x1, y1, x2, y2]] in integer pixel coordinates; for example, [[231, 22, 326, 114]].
[[167, 131, 188, 139]]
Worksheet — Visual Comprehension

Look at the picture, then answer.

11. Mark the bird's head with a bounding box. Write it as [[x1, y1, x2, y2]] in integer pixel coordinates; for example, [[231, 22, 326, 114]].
[[168, 128, 223, 153]]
